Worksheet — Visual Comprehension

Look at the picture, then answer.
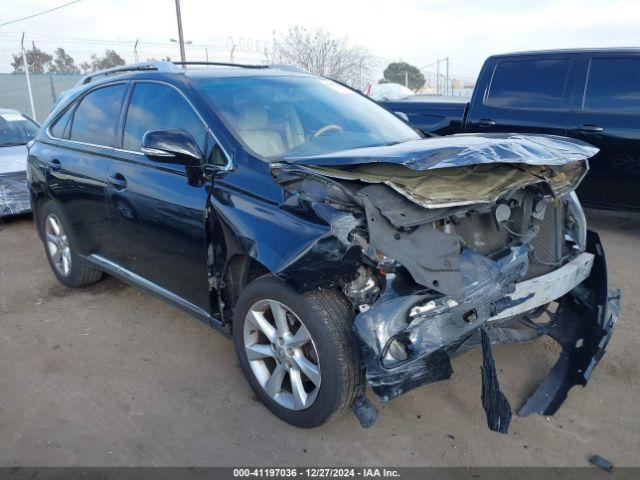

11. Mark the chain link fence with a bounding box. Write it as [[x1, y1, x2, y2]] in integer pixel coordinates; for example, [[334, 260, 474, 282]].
[[0, 73, 82, 123]]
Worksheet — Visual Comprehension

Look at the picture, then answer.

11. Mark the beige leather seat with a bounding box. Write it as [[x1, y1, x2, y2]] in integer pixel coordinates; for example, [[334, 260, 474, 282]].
[[236, 102, 285, 157], [272, 103, 306, 150]]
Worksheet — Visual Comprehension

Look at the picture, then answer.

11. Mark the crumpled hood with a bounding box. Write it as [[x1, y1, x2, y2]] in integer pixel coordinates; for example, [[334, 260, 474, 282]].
[[285, 133, 598, 170], [0, 145, 28, 175], [281, 134, 596, 209]]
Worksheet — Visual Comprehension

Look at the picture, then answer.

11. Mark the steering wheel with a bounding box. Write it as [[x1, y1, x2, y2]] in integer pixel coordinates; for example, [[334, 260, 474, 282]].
[[312, 124, 344, 139]]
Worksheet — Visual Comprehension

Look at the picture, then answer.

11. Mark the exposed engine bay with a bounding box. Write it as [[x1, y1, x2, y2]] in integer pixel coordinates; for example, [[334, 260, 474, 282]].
[[266, 134, 619, 433]]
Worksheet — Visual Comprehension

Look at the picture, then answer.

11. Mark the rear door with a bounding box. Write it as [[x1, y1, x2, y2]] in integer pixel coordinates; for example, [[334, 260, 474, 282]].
[[105, 80, 213, 314], [466, 55, 575, 135], [44, 82, 128, 259], [565, 54, 640, 209]]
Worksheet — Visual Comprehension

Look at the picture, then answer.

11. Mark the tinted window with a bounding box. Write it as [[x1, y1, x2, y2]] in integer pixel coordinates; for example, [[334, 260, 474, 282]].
[[50, 106, 74, 139], [196, 76, 420, 160], [486, 58, 571, 109], [584, 57, 640, 113], [70, 84, 127, 146], [123, 82, 206, 152]]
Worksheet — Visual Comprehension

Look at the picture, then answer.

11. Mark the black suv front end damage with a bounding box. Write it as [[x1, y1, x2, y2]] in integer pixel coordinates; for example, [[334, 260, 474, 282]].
[[271, 134, 620, 433]]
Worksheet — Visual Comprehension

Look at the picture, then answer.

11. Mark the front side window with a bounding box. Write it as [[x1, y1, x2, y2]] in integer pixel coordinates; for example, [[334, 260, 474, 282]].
[[486, 58, 571, 109], [195, 76, 421, 159], [123, 82, 207, 153], [0, 111, 39, 147], [69, 83, 127, 146], [584, 57, 640, 113]]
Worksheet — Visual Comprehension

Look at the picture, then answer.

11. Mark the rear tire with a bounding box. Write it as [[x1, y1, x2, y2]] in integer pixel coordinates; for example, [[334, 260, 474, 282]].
[[38, 199, 103, 288], [233, 275, 361, 428]]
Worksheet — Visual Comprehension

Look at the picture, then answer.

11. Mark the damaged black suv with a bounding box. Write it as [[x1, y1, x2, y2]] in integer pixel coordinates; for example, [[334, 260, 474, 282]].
[[27, 61, 619, 431]]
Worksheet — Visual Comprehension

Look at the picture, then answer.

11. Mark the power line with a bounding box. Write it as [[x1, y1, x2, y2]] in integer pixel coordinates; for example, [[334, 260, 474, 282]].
[[0, 0, 83, 28]]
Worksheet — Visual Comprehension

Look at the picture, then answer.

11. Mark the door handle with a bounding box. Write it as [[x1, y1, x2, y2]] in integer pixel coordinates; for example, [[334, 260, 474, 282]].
[[579, 124, 604, 134], [479, 118, 496, 127], [108, 172, 127, 190], [48, 159, 62, 171]]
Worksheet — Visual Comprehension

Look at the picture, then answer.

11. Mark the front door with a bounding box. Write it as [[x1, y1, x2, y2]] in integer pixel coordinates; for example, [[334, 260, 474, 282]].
[[106, 81, 213, 314], [565, 54, 640, 209]]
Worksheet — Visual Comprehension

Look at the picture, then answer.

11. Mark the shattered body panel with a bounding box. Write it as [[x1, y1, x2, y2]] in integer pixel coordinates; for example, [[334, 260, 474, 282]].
[[0, 145, 31, 217], [0, 170, 31, 217]]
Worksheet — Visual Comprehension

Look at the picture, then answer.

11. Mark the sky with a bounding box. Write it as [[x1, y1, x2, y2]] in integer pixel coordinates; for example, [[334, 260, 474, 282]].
[[1, 0, 639, 81]]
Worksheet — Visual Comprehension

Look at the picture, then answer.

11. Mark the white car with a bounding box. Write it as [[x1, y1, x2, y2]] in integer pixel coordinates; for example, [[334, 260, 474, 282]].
[[366, 82, 414, 101], [0, 109, 39, 217]]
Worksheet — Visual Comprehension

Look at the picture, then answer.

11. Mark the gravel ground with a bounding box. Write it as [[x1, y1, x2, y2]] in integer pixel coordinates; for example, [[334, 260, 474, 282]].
[[0, 209, 638, 467]]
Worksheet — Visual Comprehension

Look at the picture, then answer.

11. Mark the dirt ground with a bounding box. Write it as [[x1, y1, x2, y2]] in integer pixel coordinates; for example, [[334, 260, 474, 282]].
[[0, 209, 638, 467]]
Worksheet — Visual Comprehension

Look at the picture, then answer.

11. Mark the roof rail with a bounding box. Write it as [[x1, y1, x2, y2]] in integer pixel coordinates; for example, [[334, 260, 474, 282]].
[[76, 61, 179, 86], [172, 61, 268, 69]]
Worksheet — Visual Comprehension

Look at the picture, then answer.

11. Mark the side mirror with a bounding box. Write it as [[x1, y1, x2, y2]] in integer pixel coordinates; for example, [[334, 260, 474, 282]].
[[141, 129, 205, 186]]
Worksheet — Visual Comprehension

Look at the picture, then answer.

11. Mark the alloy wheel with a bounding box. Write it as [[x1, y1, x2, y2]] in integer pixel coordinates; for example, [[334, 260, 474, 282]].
[[243, 299, 321, 410], [45, 213, 71, 277]]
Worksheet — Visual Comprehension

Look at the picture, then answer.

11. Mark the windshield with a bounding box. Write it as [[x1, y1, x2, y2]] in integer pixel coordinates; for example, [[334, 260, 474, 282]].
[[0, 112, 39, 147], [196, 76, 421, 159]]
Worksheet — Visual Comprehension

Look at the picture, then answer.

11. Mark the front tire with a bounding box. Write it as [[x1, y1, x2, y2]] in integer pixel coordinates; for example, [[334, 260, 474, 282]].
[[38, 200, 103, 288], [233, 275, 361, 428]]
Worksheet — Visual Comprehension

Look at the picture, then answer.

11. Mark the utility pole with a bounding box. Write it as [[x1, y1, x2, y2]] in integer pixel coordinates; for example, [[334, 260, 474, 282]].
[[359, 57, 365, 91], [230, 44, 236, 63], [134, 39, 139, 63], [21, 32, 36, 121], [205, 47, 209, 62], [445, 57, 449, 96], [174, 0, 186, 67], [405, 69, 408, 88], [436, 59, 440, 95]]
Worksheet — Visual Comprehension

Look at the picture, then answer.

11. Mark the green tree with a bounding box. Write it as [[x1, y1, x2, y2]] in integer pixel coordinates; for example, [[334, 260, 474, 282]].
[[81, 49, 125, 72], [382, 62, 425, 90], [50, 48, 80, 74], [11, 43, 53, 73]]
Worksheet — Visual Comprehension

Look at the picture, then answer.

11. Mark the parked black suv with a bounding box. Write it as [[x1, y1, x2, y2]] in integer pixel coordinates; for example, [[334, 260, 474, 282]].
[[28, 61, 619, 431], [384, 48, 640, 210]]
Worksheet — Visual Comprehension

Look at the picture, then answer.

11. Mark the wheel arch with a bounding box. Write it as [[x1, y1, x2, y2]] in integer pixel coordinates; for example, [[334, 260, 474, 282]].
[[219, 253, 271, 327], [32, 191, 53, 239]]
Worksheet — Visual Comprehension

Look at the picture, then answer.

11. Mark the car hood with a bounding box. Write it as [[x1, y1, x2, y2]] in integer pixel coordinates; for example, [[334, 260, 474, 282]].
[[284, 133, 597, 170], [0, 145, 28, 175], [281, 134, 597, 209]]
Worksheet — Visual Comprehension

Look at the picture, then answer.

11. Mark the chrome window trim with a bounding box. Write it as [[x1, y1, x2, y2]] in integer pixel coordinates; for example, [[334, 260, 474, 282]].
[[45, 80, 129, 148], [46, 78, 233, 172]]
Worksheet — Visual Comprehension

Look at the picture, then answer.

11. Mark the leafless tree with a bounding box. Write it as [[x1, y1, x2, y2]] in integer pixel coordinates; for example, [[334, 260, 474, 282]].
[[271, 26, 372, 88]]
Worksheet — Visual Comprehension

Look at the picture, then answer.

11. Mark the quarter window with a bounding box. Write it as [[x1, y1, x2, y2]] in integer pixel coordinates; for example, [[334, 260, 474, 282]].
[[50, 105, 74, 139], [123, 82, 206, 153], [486, 58, 571, 109], [584, 57, 640, 113], [69, 84, 127, 146]]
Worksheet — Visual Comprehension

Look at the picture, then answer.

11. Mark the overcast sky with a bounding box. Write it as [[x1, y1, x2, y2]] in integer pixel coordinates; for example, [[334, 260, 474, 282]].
[[1, 0, 639, 79]]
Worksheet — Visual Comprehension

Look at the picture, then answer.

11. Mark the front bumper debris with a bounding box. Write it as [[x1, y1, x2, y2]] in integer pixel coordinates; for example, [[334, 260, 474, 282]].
[[518, 231, 619, 416], [353, 230, 619, 432]]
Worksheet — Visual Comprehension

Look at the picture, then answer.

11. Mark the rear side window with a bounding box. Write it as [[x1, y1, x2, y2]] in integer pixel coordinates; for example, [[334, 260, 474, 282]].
[[123, 82, 206, 152], [486, 58, 571, 109], [584, 57, 640, 113], [69, 84, 127, 146]]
